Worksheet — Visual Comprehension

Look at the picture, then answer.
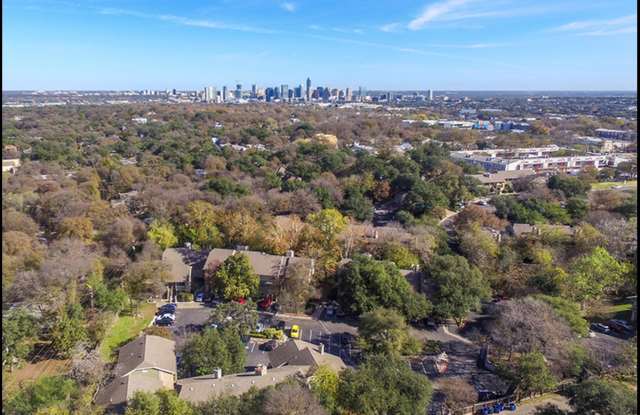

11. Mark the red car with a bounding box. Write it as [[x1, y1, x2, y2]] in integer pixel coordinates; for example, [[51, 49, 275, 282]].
[[258, 295, 273, 310]]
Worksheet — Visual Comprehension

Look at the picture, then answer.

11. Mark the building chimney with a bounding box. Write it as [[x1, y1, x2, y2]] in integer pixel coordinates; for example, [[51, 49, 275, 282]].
[[212, 368, 222, 379], [255, 364, 267, 376], [319, 343, 325, 355], [286, 250, 295, 258], [185, 242, 192, 250]]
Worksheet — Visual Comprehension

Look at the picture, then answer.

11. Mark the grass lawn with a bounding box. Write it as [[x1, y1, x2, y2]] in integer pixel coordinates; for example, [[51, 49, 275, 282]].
[[587, 298, 633, 322], [591, 180, 637, 191], [99, 302, 157, 361]]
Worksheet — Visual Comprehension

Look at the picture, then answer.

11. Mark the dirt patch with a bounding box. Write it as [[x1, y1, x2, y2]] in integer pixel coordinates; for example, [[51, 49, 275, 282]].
[[4, 358, 71, 393]]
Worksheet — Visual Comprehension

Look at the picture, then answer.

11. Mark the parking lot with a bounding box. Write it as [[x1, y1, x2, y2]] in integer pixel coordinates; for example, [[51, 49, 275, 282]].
[[162, 304, 360, 365]]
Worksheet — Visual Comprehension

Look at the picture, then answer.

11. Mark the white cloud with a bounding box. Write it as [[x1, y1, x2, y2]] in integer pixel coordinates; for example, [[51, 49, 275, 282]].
[[552, 14, 636, 31], [407, 0, 576, 30], [550, 14, 637, 36], [280, 2, 296, 12], [580, 26, 637, 36], [408, 0, 473, 30], [308, 25, 364, 34], [99, 8, 277, 34], [380, 22, 402, 32]]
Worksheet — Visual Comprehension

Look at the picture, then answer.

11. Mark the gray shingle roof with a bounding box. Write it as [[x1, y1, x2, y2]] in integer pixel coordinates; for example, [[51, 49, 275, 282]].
[[177, 365, 309, 403], [114, 335, 177, 377]]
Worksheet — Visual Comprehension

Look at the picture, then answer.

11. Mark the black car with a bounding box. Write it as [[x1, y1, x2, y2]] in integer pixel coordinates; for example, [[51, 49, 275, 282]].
[[260, 339, 278, 351], [155, 317, 174, 327], [157, 304, 177, 315], [274, 320, 286, 331]]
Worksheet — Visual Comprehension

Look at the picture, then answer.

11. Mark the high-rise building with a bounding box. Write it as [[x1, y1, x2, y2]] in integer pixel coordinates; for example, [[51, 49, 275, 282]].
[[280, 84, 288, 100], [204, 86, 217, 103], [251, 84, 257, 98], [323, 87, 330, 101], [222, 86, 228, 102], [274, 86, 280, 99], [294, 85, 302, 98], [346, 87, 352, 102], [265, 87, 274, 102], [428, 89, 433, 101], [306, 77, 312, 101], [235, 84, 242, 99]]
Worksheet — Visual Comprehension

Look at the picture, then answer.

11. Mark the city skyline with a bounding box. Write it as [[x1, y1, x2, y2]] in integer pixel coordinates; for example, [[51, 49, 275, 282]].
[[2, 0, 638, 91]]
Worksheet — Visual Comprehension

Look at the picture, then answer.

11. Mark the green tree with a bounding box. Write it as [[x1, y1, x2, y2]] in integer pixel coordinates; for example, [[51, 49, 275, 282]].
[[126, 391, 161, 415], [309, 365, 339, 414], [427, 254, 491, 325], [566, 197, 588, 221], [307, 208, 348, 240], [570, 379, 637, 415], [566, 247, 629, 306], [210, 253, 259, 301], [50, 303, 88, 358], [547, 174, 591, 198], [147, 220, 178, 250], [337, 354, 432, 415], [179, 200, 223, 249], [358, 307, 410, 356], [5, 376, 77, 415], [179, 328, 246, 378], [208, 300, 259, 336], [510, 352, 556, 399], [2, 308, 37, 369], [334, 256, 431, 320], [535, 295, 589, 336], [378, 242, 420, 269]]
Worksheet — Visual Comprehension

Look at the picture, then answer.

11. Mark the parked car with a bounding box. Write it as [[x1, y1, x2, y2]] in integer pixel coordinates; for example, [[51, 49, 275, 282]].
[[258, 295, 273, 310], [260, 339, 278, 351], [591, 323, 610, 334], [155, 317, 174, 327], [274, 320, 286, 331], [608, 319, 633, 335], [290, 325, 300, 339], [157, 304, 177, 315], [195, 292, 205, 302], [156, 313, 175, 321], [255, 322, 265, 333]]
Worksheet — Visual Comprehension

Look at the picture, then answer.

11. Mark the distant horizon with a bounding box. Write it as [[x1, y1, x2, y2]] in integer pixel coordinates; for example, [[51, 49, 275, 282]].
[[3, 0, 637, 91], [3, 89, 637, 93]]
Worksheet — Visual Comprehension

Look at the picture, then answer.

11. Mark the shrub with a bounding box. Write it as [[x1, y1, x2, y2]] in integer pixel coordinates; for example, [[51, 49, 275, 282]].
[[143, 326, 174, 339], [177, 292, 194, 302]]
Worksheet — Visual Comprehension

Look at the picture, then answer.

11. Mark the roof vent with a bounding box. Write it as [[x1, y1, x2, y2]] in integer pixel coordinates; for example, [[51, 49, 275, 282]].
[[286, 250, 295, 258]]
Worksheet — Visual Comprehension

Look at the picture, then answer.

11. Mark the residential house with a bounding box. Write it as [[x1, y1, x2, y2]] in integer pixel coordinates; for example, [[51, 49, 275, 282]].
[[177, 339, 347, 404], [268, 339, 347, 372], [177, 365, 308, 404], [468, 169, 537, 194], [94, 335, 177, 411], [204, 247, 315, 297], [161, 248, 207, 301]]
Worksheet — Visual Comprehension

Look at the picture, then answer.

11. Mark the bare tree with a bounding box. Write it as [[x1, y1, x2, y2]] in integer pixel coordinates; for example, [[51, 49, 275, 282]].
[[263, 381, 327, 415], [439, 378, 478, 412], [484, 297, 574, 361]]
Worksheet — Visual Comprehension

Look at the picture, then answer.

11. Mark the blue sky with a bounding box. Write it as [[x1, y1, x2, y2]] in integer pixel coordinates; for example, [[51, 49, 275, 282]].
[[2, 0, 637, 90]]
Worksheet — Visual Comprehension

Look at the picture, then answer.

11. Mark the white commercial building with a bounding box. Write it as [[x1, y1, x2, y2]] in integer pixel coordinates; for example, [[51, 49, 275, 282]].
[[451, 147, 631, 173]]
